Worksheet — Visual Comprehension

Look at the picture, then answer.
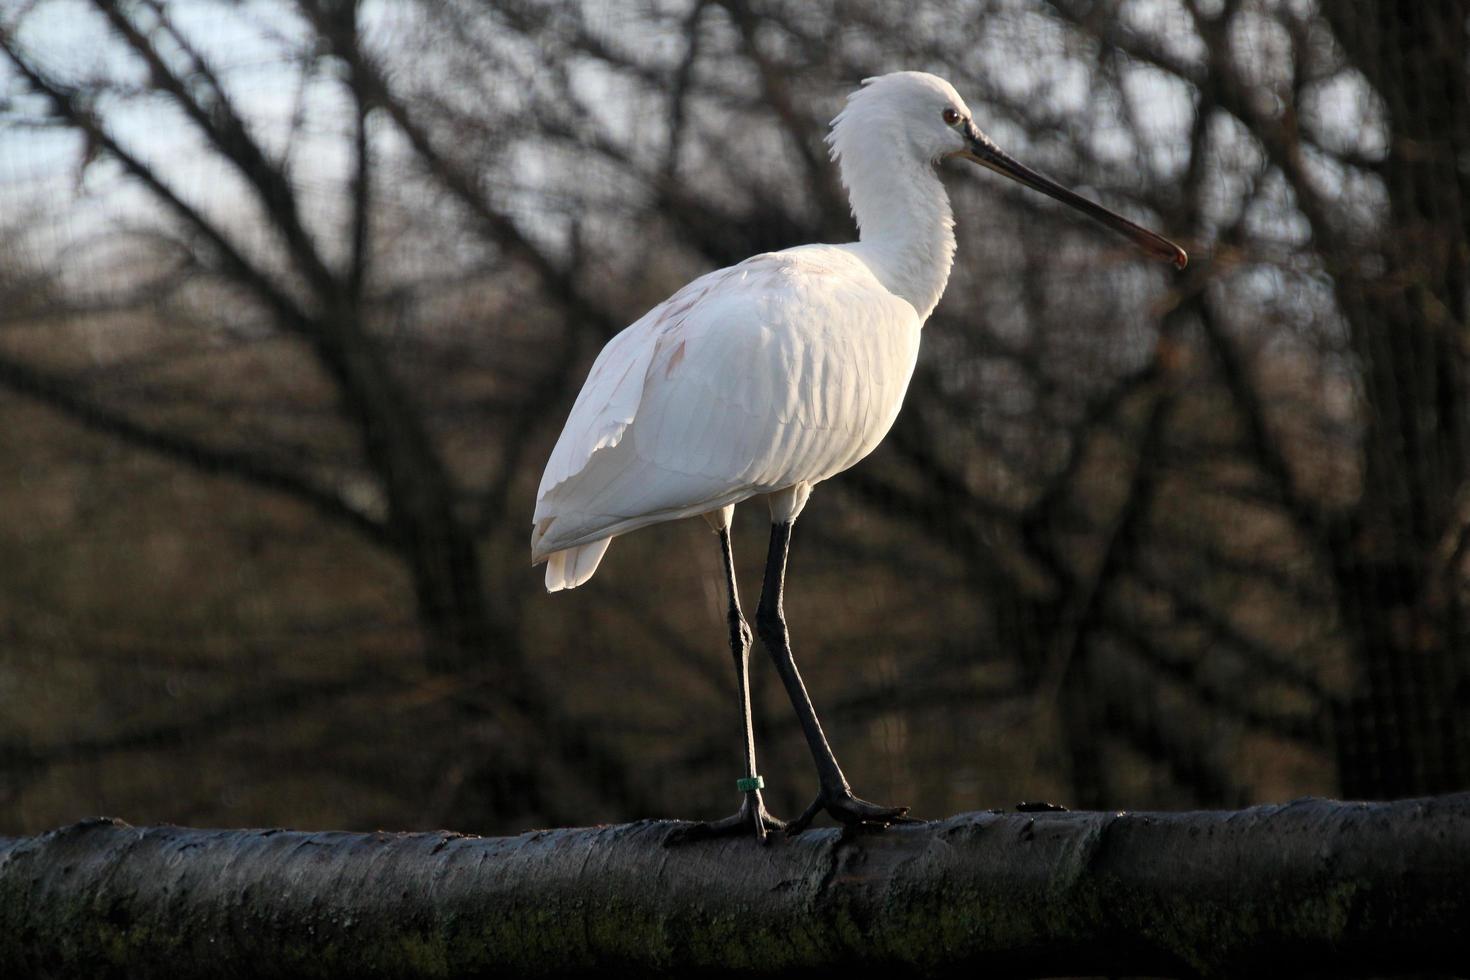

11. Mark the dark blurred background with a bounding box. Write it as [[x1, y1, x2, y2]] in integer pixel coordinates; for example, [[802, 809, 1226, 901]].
[[0, 0, 1466, 836]]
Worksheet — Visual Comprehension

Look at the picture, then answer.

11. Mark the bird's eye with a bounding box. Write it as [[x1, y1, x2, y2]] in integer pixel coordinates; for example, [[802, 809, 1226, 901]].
[[942, 107, 961, 126]]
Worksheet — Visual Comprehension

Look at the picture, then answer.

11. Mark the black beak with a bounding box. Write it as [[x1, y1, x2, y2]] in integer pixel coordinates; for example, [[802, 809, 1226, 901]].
[[958, 123, 1188, 270]]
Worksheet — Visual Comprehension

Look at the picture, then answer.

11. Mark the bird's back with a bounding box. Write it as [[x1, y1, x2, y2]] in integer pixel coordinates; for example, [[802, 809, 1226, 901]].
[[532, 245, 921, 573]]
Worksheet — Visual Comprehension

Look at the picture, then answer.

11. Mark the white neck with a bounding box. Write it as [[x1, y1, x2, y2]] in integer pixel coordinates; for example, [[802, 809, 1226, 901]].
[[840, 147, 956, 322]]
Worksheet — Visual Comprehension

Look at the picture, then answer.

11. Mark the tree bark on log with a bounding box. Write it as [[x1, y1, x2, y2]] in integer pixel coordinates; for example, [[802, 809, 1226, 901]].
[[1, 795, 1466, 979]]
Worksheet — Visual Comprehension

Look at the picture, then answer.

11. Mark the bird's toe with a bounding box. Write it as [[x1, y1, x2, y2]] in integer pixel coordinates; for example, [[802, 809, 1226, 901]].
[[664, 792, 785, 846], [786, 789, 916, 835]]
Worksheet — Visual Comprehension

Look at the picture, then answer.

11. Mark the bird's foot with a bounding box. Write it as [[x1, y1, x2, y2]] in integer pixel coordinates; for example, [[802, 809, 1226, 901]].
[[665, 791, 786, 845], [786, 787, 915, 835]]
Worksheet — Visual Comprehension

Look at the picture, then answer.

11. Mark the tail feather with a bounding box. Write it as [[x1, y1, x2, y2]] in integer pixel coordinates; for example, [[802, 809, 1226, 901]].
[[543, 538, 612, 592]]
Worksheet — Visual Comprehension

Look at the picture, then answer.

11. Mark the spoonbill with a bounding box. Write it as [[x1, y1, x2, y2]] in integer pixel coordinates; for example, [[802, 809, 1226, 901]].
[[532, 71, 1185, 838]]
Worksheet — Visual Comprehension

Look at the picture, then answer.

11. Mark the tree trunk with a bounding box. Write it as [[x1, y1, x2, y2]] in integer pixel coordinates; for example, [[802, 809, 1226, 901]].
[[1321, 1, 1470, 798], [311, 311, 501, 676], [3, 795, 1467, 978]]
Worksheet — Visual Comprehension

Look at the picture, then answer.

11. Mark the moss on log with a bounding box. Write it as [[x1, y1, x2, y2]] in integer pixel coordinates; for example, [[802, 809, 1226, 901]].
[[2, 794, 1467, 978]]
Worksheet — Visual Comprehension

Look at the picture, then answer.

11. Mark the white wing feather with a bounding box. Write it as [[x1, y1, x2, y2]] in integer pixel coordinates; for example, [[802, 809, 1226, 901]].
[[532, 246, 921, 580]]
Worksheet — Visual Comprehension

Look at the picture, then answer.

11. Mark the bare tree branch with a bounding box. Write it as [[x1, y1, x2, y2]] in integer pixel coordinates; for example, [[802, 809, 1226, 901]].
[[93, 0, 339, 301], [0, 352, 391, 547], [0, 29, 317, 335]]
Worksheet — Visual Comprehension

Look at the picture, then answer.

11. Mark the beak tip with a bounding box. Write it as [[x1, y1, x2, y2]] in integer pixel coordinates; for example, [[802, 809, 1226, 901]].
[[1174, 249, 1189, 270]]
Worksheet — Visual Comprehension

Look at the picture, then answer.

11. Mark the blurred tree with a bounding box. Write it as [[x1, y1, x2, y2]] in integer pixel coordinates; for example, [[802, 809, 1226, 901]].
[[0, 0, 643, 829], [0, 0, 1465, 835]]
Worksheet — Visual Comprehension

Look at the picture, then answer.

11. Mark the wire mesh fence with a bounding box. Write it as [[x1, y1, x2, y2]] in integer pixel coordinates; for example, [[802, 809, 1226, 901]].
[[1, 0, 1466, 836]]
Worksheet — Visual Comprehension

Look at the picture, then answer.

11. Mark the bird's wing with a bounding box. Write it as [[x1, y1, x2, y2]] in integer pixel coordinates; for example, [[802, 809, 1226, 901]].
[[534, 264, 735, 502], [533, 247, 920, 555]]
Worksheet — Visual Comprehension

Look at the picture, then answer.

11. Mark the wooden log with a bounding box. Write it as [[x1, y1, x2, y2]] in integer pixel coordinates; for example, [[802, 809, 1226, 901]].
[[2, 794, 1467, 978]]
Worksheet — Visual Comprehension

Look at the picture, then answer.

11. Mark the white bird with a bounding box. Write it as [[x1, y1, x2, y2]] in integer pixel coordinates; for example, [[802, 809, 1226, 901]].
[[532, 71, 1185, 838]]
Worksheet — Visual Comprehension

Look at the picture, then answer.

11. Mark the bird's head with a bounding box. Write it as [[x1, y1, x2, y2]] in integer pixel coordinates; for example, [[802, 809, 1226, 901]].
[[830, 71, 1187, 269]]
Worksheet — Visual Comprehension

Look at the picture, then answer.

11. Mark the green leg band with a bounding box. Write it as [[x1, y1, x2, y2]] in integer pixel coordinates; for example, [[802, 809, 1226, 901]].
[[736, 775, 765, 793]]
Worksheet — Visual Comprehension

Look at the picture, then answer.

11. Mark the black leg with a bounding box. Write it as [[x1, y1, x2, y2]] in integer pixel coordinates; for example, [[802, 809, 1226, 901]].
[[667, 526, 784, 843], [755, 521, 912, 834]]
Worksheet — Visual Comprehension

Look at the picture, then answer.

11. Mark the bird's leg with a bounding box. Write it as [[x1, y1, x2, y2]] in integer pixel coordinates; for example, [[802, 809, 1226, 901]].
[[755, 521, 912, 835], [669, 525, 784, 843]]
